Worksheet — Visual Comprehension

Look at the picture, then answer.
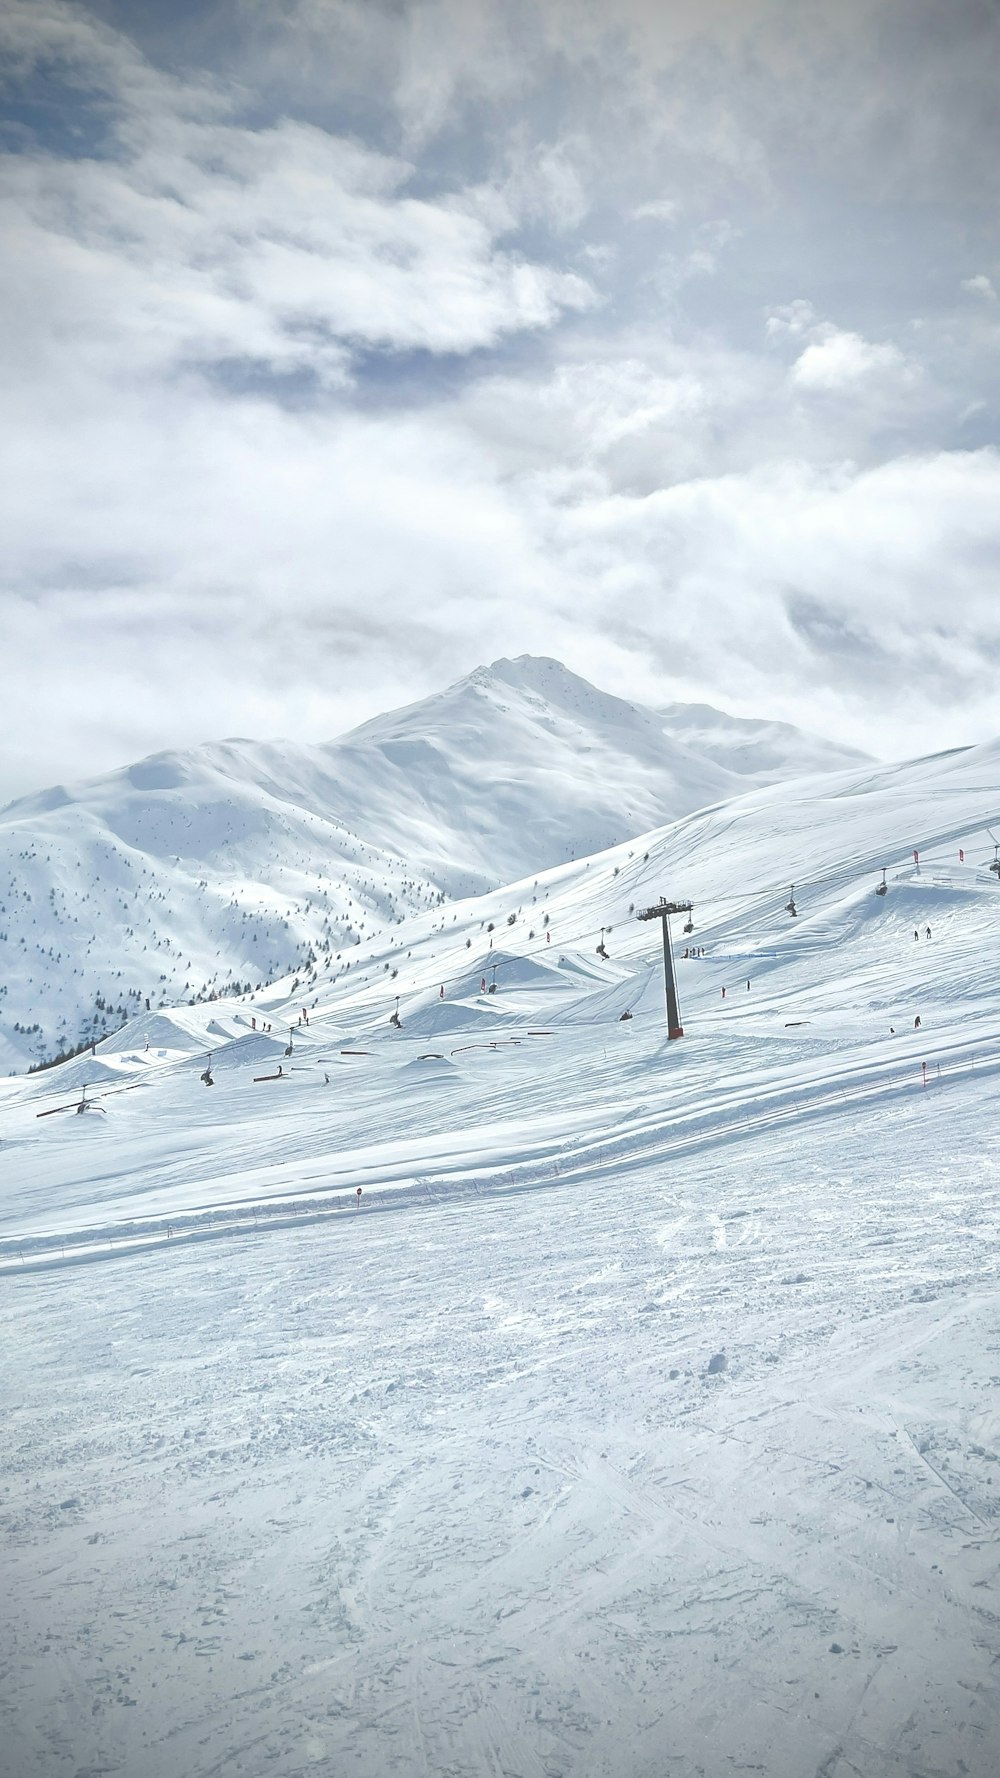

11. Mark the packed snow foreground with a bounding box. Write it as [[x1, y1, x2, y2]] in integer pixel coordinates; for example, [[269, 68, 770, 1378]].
[[3, 741, 1000, 1778]]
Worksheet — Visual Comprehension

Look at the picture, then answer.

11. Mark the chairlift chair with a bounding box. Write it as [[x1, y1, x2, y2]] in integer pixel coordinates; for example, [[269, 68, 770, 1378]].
[[683, 909, 695, 934], [785, 886, 798, 917], [876, 868, 888, 897], [596, 927, 609, 959], [992, 846, 1000, 880], [390, 996, 402, 1029]]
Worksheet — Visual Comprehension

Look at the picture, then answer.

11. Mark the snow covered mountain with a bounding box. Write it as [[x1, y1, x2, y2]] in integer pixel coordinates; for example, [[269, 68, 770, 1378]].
[[658, 698, 869, 779], [4, 728, 1000, 1778], [336, 656, 868, 884], [0, 656, 868, 1071]]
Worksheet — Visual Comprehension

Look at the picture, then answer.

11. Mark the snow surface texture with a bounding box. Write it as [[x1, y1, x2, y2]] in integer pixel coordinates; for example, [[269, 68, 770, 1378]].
[[0, 655, 867, 1073], [3, 737, 1000, 1776]]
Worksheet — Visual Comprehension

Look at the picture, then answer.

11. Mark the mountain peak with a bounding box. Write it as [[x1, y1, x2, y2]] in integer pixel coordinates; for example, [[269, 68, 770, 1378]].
[[1, 655, 870, 1070]]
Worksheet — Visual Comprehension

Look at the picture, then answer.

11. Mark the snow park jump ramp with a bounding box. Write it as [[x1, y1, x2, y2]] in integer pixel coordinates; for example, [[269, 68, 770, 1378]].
[[4, 740, 1000, 1777]]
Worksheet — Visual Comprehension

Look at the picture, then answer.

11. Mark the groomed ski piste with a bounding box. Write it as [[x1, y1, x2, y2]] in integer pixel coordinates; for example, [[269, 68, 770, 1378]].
[[3, 740, 1000, 1777]]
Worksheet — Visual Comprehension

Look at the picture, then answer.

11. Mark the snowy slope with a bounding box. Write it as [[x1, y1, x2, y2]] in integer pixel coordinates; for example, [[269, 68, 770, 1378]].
[[0, 656, 867, 1071], [0, 745, 446, 1074], [659, 696, 870, 778], [3, 736, 1000, 1778], [328, 654, 860, 886]]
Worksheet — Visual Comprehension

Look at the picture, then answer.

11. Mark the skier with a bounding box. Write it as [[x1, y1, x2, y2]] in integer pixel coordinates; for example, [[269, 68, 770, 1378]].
[[721, 987, 726, 999], [356, 1186, 363, 1208], [914, 930, 919, 941], [925, 926, 931, 939], [914, 1015, 922, 1029], [746, 979, 751, 991], [480, 977, 487, 993]]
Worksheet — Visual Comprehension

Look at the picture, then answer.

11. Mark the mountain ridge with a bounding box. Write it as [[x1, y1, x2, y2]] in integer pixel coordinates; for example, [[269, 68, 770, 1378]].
[[0, 655, 872, 1071]]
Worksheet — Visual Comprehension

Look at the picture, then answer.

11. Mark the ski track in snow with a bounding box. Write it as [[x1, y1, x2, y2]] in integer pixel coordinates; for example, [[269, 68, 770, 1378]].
[[4, 1100, 1000, 1778], [3, 756, 1000, 1776]]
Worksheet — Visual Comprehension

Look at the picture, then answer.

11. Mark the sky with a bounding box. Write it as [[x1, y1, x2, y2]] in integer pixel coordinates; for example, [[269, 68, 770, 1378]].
[[1, 0, 999, 800]]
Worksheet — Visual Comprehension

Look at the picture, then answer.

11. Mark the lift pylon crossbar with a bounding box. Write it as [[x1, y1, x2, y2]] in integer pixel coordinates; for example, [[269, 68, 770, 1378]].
[[637, 900, 692, 1039], [637, 902, 694, 921]]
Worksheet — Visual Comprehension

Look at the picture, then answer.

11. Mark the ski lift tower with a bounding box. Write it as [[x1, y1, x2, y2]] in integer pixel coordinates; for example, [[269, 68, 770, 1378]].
[[637, 899, 692, 1039]]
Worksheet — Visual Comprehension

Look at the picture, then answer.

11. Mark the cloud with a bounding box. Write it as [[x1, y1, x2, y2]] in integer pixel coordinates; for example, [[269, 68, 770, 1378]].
[[766, 300, 818, 340], [547, 447, 1000, 755], [631, 199, 681, 225], [0, 0, 999, 797], [790, 328, 911, 394], [2, 106, 595, 395]]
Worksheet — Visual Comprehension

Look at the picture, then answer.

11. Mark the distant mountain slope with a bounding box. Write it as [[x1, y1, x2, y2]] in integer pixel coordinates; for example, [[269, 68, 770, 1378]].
[[0, 655, 871, 1071], [318, 656, 871, 888], [658, 699, 870, 780]]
